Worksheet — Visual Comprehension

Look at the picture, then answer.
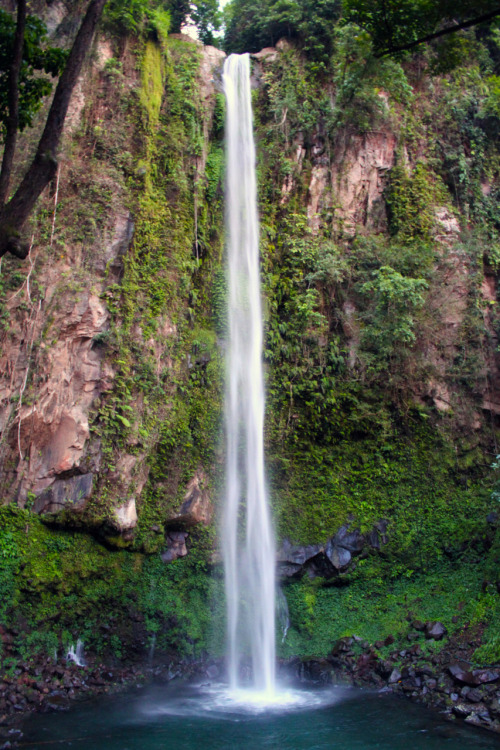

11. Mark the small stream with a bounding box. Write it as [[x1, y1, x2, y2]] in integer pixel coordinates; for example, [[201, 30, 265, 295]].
[[20, 682, 499, 749]]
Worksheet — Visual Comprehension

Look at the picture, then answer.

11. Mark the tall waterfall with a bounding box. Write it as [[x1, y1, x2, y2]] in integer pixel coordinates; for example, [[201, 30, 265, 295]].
[[222, 53, 276, 694]]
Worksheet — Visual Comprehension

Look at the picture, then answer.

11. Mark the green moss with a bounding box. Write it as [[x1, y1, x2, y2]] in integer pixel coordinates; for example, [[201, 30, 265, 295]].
[[281, 556, 500, 665], [0, 506, 221, 665]]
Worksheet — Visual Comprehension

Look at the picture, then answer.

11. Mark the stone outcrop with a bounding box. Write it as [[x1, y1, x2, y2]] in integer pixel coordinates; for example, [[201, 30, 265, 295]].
[[277, 520, 388, 579], [167, 469, 212, 527], [32, 473, 94, 515], [161, 531, 189, 563]]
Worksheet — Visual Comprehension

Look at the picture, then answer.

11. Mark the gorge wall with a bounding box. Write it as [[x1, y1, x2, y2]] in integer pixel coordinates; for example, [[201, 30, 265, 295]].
[[0, 4, 499, 685]]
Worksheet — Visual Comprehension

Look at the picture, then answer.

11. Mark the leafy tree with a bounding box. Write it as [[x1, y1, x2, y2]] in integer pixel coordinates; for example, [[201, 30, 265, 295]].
[[224, 0, 341, 64], [103, 0, 221, 45], [191, 0, 221, 46], [0, 4, 67, 204], [0, 10, 66, 134]]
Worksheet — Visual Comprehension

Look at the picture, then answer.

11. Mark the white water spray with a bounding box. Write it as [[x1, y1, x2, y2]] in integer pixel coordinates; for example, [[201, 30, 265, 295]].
[[222, 53, 276, 695], [66, 639, 86, 667]]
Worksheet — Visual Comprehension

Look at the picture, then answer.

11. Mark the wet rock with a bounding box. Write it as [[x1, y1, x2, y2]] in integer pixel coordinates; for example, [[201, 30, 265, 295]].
[[332, 525, 365, 553], [375, 660, 393, 679], [206, 664, 219, 680], [425, 622, 447, 641]]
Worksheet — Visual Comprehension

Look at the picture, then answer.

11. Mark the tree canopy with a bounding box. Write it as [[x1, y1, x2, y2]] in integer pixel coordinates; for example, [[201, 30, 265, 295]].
[[224, 0, 340, 63], [223, 0, 500, 61]]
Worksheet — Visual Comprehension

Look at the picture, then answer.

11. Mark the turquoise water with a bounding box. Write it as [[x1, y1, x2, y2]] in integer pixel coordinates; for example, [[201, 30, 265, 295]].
[[20, 682, 500, 749]]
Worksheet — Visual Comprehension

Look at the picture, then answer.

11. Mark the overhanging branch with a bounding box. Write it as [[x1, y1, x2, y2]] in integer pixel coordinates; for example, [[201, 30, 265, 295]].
[[376, 7, 500, 58]]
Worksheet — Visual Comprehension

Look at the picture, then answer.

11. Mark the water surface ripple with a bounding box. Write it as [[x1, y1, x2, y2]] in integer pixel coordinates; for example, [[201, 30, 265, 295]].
[[20, 682, 500, 749]]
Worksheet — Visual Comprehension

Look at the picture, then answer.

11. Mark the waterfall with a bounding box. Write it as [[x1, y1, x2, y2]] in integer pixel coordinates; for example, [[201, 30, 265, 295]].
[[222, 53, 276, 694]]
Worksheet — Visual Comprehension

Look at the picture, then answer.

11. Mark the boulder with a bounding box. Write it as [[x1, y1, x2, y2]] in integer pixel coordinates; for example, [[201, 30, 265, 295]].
[[276, 540, 323, 578], [449, 664, 480, 686], [388, 669, 402, 684], [325, 542, 352, 571], [332, 524, 365, 553], [161, 531, 188, 563], [472, 668, 500, 684], [33, 473, 94, 515], [425, 621, 447, 640]]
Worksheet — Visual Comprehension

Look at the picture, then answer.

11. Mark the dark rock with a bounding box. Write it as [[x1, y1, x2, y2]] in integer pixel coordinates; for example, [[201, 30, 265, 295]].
[[472, 669, 500, 684], [467, 689, 484, 703], [418, 665, 434, 677], [367, 529, 381, 549], [424, 622, 447, 641], [486, 512, 498, 525], [388, 669, 401, 684], [375, 660, 393, 678], [325, 542, 351, 571], [33, 473, 94, 515], [332, 525, 365, 553], [449, 664, 480, 686], [453, 702, 473, 717], [278, 539, 323, 566], [489, 698, 500, 718], [161, 531, 188, 563]]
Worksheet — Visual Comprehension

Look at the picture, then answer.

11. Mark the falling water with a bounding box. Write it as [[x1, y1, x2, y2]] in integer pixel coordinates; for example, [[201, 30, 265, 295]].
[[222, 53, 276, 695]]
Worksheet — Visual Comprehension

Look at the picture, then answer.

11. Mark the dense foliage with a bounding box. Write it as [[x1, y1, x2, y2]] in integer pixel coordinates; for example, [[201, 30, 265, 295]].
[[224, 0, 500, 63], [103, 0, 220, 44], [0, 9, 66, 137]]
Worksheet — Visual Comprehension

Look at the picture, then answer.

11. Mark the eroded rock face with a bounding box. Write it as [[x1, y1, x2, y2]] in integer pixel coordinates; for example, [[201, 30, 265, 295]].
[[329, 132, 397, 237], [33, 473, 94, 515], [113, 497, 138, 532], [0, 290, 110, 503], [167, 469, 212, 527]]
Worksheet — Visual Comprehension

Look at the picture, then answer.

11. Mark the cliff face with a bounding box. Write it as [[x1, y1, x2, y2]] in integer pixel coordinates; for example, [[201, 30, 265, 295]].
[[0, 22, 225, 550], [0, 13, 499, 671]]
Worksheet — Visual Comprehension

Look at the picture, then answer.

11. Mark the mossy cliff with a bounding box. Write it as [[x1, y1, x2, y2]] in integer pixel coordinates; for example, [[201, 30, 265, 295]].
[[0, 11, 499, 680]]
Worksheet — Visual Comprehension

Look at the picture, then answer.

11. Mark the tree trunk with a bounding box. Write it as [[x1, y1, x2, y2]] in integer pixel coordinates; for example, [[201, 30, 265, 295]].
[[0, 0, 107, 259], [0, 0, 27, 206]]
